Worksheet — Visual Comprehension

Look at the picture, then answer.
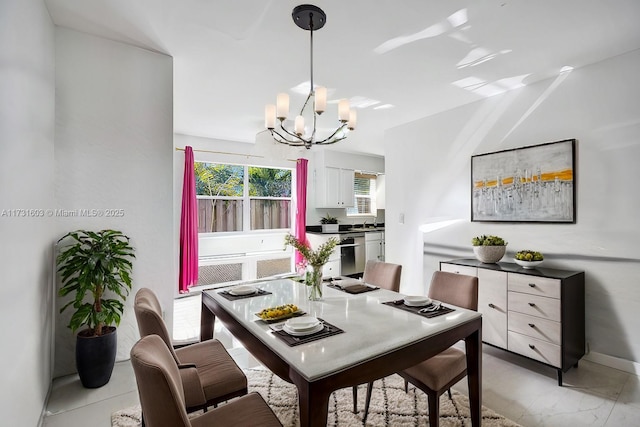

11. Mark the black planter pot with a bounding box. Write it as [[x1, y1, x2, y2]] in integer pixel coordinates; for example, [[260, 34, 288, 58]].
[[76, 326, 117, 388]]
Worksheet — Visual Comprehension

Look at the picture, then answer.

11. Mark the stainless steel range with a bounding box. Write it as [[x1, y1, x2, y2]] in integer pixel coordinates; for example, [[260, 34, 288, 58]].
[[338, 233, 365, 276]]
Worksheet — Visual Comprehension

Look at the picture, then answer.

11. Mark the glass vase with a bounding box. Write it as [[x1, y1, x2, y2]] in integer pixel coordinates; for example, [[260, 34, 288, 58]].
[[306, 265, 324, 301]]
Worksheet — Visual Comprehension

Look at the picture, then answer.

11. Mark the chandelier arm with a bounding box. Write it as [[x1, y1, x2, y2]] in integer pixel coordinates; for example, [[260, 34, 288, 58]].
[[299, 92, 313, 116], [269, 129, 307, 146], [313, 122, 349, 144]]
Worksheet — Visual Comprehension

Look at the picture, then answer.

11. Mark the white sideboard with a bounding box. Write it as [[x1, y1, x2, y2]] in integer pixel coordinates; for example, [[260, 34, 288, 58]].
[[440, 259, 585, 385]]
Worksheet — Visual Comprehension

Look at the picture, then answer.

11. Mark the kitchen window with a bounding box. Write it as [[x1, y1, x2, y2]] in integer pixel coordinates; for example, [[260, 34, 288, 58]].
[[346, 172, 377, 216], [195, 162, 292, 233]]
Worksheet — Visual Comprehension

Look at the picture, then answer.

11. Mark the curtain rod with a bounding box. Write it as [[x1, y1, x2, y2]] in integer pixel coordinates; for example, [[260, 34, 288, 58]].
[[175, 147, 264, 158], [175, 147, 299, 162]]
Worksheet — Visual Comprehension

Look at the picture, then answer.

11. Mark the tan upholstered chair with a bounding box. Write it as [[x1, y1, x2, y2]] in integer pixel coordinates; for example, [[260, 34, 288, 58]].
[[353, 260, 402, 414], [362, 271, 478, 425], [131, 334, 282, 427], [134, 288, 247, 412]]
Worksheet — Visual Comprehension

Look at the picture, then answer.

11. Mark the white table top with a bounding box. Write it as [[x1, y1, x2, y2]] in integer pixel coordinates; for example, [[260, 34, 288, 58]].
[[205, 279, 481, 381]]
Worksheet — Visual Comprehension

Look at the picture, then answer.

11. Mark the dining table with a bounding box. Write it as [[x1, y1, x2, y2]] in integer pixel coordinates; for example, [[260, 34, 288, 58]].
[[200, 278, 482, 427]]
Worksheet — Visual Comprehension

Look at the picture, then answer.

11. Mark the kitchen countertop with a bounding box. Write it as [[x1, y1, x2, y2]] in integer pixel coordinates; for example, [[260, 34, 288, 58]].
[[306, 225, 385, 235]]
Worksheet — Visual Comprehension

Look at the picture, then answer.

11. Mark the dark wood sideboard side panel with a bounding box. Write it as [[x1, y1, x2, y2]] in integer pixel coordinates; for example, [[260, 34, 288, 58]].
[[561, 271, 586, 372]]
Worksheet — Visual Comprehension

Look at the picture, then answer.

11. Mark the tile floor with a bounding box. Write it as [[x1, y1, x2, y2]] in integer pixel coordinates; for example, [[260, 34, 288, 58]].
[[42, 294, 640, 427]]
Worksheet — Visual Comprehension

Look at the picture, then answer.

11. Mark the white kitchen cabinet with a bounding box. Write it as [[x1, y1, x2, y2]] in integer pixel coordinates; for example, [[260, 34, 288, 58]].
[[316, 166, 355, 208], [365, 231, 384, 262], [440, 259, 585, 386]]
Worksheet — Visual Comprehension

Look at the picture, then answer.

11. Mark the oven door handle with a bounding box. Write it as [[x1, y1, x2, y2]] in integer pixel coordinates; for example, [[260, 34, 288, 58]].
[[339, 243, 362, 248]]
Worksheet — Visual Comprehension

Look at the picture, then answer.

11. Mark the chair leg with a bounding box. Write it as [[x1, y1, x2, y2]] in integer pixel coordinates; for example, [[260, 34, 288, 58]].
[[404, 379, 409, 393], [447, 388, 452, 400], [428, 392, 440, 427], [363, 382, 374, 422], [352, 385, 358, 413]]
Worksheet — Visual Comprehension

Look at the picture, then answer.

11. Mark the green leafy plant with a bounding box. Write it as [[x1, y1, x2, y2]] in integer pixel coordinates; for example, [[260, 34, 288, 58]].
[[319, 213, 338, 225], [471, 235, 507, 246], [57, 230, 135, 336], [515, 250, 544, 261], [285, 234, 338, 268]]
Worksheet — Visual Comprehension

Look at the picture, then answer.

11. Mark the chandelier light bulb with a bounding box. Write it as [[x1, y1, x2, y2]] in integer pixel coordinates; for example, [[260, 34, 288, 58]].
[[348, 110, 357, 131], [265, 104, 276, 129], [338, 99, 350, 122], [276, 93, 289, 120], [314, 86, 327, 114], [294, 116, 305, 136]]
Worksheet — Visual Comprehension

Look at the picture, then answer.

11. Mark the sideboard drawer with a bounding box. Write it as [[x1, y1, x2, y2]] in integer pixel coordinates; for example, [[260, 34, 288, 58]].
[[508, 273, 561, 299], [508, 292, 561, 322], [508, 311, 561, 345], [508, 331, 561, 368], [440, 263, 477, 277]]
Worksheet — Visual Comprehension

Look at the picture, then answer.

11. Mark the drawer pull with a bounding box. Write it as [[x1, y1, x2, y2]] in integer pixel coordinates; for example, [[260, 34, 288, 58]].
[[455, 271, 460, 274], [528, 323, 535, 328], [488, 303, 495, 308], [529, 344, 535, 350], [528, 283, 536, 287], [528, 302, 536, 307]]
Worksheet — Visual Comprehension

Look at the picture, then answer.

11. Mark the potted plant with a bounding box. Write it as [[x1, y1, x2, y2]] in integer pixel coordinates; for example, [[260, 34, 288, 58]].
[[319, 213, 339, 233], [471, 234, 507, 263], [57, 229, 135, 388]]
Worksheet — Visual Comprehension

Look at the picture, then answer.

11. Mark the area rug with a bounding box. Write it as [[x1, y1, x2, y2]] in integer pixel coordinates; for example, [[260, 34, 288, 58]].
[[112, 369, 521, 426]]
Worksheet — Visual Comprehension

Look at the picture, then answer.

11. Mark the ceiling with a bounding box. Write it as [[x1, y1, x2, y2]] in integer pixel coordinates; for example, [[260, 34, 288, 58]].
[[44, 0, 640, 156]]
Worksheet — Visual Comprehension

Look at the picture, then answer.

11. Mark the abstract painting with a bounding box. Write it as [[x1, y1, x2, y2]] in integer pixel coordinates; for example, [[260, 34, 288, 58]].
[[471, 139, 576, 223]]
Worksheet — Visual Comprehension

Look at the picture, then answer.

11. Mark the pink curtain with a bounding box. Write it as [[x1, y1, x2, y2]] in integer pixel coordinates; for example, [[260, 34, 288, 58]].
[[179, 146, 198, 293], [295, 158, 309, 268]]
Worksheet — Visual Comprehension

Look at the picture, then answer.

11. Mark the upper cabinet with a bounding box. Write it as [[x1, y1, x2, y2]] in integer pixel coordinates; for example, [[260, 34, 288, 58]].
[[316, 166, 355, 208]]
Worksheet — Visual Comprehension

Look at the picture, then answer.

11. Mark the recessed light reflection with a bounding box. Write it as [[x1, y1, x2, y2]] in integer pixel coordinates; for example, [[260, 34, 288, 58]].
[[373, 104, 395, 110], [447, 9, 468, 28], [419, 219, 463, 233]]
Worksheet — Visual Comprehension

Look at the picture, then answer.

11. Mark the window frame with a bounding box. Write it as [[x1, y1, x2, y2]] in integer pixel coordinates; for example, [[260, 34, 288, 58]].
[[195, 161, 294, 235], [346, 171, 378, 217]]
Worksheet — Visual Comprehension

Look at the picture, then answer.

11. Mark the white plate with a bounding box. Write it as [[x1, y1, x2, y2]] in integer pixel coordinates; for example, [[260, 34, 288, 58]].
[[404, 296, 432, 307], [228, 285, 257, 296], [283, 323, 324, 336], [285, 316, 320, 331]]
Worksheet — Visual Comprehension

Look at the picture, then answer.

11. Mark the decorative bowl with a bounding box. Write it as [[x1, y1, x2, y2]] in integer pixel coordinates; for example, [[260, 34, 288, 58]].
[[473, 245, 506, 263], [514, 259, 543, 269]]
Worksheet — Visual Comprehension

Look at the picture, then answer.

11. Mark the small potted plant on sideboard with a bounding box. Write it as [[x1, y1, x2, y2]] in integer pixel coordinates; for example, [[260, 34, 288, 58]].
[[471, 234, 507, 263], [320, 213, 339, 233]]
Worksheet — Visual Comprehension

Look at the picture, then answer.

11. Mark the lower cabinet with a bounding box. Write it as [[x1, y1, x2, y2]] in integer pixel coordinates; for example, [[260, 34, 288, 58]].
[[440, 259, 585, 385]]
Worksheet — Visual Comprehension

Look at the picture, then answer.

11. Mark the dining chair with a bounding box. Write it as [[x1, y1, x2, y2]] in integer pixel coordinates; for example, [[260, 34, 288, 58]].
[[134, 288, 247, 413], [362, 270, 478, 425], [353, 260, 402, 415], [131, 334, 282, 427]]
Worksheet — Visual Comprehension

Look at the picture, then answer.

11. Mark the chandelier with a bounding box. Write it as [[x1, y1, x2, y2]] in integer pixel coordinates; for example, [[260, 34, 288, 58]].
[[264, 4, 356, 149]]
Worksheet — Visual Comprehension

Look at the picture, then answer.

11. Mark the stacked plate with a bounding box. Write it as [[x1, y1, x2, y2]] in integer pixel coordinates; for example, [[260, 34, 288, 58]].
[[403, 296, 432, 307], [228, 285, 257, 296], [283, 316, 324, 336]]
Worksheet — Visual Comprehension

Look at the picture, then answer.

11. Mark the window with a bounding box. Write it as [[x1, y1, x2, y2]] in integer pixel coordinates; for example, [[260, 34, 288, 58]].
[[195, 162, 292, 233], [347, 172, 377, 216]]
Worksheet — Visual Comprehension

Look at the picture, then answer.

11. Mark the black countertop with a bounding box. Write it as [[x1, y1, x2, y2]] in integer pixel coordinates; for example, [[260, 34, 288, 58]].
[[306, 224, 385, 235]]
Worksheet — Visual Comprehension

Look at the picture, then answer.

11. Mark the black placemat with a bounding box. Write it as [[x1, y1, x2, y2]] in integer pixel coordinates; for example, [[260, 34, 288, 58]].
[[327, 283, 379, 294], [218, 288, 272, 301], [382, 300, 455, 318], [271, 319, 344, 347]]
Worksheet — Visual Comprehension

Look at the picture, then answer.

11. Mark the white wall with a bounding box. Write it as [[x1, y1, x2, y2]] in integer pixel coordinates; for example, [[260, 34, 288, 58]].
[[385, 49, 640, 364], [54, 28, 174, 376], [0, 0, 56, 424]]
